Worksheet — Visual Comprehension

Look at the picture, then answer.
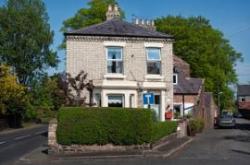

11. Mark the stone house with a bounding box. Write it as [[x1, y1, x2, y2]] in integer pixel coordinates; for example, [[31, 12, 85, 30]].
[[65, 5, 174, 121]]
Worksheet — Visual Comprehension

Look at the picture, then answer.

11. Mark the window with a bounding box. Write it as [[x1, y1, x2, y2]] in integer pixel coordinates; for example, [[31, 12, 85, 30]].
[[107, 47, 123, 74], [173, 73, 178, 84], [147, 48, 161, 74], [241, 97, 245, 102], [108, 95, 124, 107]]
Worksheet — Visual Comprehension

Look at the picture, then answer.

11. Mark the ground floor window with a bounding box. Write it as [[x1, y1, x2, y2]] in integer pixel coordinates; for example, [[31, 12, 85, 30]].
[[108, 95, 124, 107]]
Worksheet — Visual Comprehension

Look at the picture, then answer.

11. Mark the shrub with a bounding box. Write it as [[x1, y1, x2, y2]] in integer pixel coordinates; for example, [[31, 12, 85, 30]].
[[36, 106, 57, 123], [152, 121, 177, 142], [57, 107, 154, 145], [188, 118, 205, 135]]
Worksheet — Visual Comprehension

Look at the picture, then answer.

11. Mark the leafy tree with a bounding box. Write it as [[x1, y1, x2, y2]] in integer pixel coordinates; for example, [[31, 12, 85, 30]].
[[60, 0, 125, 49], [0, 0, 58, 85], [155, 16, 242, 108], [0, 65, 26, 127]]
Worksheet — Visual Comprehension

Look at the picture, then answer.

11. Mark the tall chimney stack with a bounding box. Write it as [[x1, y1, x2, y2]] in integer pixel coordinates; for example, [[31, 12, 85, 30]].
[[106, 4, 120, 20]]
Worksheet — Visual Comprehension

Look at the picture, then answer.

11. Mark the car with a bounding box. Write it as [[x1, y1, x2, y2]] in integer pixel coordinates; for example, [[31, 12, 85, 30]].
[[217, 113, 236, 128]]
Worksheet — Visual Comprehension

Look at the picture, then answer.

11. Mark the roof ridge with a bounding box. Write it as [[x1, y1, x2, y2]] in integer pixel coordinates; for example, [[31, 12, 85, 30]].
[[65, 18, 173, 39]]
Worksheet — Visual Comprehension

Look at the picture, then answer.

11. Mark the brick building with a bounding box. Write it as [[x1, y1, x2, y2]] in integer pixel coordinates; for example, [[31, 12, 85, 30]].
[[237, 85, 250, 119], [173, 56, 217, 127]]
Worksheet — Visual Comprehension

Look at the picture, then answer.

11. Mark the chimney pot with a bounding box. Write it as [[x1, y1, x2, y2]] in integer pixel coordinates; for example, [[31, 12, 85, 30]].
[[114, 4, 118, 11], [108, 5, 112, 11], [141, 19, 145, 25], [106, 4, 120, 20]]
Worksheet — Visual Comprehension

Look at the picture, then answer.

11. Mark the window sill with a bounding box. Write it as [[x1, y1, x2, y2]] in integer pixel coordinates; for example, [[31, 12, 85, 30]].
[[104, 74, 126, 79], [145, 75, 164, 80]]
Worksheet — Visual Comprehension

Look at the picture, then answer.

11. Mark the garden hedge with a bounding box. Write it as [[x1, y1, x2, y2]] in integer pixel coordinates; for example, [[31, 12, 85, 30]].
[[57, 107, 177, 145]]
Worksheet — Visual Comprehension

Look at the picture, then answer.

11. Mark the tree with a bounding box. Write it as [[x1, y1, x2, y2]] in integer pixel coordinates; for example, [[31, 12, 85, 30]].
[[0, 0, 58, 85], [0, 65, 26, 127], [60, 0, 124, 49], [66, 70, 94, 106], [155, 16, 242, 108]]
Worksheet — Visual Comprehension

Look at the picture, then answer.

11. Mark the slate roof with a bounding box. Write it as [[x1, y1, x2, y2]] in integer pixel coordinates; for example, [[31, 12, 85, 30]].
[[174, 77, 203, 94], [237, 85, 250, 96], [65, 18, 173, 39]]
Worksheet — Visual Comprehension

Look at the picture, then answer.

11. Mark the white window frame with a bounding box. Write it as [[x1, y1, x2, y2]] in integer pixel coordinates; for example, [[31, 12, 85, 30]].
[[173, 73, 178, 85], [106, 47, 123, 74], [107, 94, 124, 108], [146, 48, 161, 75]]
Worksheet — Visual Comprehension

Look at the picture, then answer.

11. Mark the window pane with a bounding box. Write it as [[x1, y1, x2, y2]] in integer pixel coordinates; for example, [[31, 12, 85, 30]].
[[147, 61, 161, 74], [108, 47, 122, 60], [173, 74, 177, 84], [147, 48, 160, 60], [108, 95, 123, 107], [155, 95, 160, 104], [107, 61, 123, 73]]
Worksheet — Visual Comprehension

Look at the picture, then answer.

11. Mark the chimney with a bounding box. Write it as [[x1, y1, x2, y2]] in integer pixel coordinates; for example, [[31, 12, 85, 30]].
[[133, 18, 156, 31], [106, 4, 120, 20]]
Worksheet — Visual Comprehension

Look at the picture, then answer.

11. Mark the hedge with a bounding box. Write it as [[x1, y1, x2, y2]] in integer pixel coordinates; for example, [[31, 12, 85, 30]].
[[56, 107, 177, 145], [152, 121, 178, 142]]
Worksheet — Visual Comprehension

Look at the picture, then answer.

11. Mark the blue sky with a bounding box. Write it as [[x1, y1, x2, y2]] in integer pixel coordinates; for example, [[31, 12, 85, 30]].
[[1, 0, 250, 84]]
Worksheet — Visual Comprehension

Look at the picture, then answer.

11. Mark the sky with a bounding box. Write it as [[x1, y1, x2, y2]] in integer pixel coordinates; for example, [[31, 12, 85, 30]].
[[1, 0, 250, 84]]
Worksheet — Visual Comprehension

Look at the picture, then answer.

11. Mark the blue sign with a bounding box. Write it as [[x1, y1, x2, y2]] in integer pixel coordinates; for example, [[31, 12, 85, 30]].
[[143, 93, 154, 105]]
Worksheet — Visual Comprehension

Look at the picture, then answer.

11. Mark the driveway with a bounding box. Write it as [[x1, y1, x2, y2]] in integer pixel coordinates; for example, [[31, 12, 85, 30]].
[[12, 118, 250, 165]]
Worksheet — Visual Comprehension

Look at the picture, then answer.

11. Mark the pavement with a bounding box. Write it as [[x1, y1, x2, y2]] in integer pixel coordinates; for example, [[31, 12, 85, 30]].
[[4, 118, 250, 165], [0, 124, 48, 165]]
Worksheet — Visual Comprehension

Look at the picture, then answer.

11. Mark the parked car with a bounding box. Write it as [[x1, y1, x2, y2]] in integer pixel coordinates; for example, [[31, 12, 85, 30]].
[[216, 113, 236, 128]]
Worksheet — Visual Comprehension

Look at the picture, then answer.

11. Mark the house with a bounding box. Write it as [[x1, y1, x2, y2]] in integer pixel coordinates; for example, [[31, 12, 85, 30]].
[[237, 85, 250, 119], [173, 55, 204, 118], [65, 5, 174, 121], [173, 56, 217, 127]]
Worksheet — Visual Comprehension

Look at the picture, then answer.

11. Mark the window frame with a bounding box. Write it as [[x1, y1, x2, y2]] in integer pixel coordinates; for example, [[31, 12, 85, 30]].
[[106, 46, 123, 74], [146, 47, 161, 75], [173, 73, 178, 85], [107, 94, 124, 108]]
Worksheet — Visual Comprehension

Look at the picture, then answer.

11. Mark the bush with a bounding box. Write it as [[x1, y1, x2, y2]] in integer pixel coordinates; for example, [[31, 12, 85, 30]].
[[188, 118, 205, 135], [36, 106, 57, 123], [152, 121, 177, 142], [57, 107, 154, 145]]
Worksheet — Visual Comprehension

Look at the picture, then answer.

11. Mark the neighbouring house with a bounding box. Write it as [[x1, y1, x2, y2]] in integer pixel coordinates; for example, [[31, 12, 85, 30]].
[[173, 55, 204, 118], [65, 5, 174, 121], [172, 56, 217, 127], [237, 85, 250, 119]]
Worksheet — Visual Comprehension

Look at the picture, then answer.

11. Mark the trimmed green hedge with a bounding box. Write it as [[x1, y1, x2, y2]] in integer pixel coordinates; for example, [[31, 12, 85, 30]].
[[152, 121, 178, 142], [57, 107, 177, 145]]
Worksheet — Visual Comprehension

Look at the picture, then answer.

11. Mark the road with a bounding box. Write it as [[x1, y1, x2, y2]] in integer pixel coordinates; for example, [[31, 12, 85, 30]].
[[0, 125, 48, 165], [8, 118, 250, 165]]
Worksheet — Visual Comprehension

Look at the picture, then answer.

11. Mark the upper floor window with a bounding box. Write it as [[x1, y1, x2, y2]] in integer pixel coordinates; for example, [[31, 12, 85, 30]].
[[173, 73, 178, 84], [147, 48, 161, 74], [107, 47, 123, 74]]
